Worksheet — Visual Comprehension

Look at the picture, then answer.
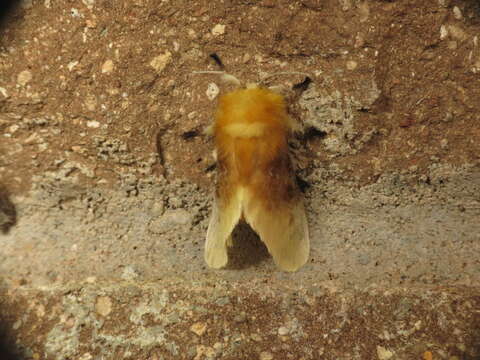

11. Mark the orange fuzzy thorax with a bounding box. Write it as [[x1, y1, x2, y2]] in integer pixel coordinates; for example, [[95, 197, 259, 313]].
[[214, 87, 291, 135], [214, 87, 293, 187]]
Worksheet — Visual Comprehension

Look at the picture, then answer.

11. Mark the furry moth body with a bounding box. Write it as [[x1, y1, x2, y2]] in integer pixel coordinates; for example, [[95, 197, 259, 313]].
[[205, 86, 309, 272]]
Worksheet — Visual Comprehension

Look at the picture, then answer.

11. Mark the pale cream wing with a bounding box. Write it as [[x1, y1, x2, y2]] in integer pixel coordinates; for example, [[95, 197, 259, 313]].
[[243, 189, 309, 272], [205, 189, 242, 269]]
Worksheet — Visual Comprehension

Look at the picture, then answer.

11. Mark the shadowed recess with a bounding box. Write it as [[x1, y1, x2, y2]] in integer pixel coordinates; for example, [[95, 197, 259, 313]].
[[0, 185, 16, 234], [226, 222, 270, 269], [0, 0, 20, 31], [461, 0, 480, 23], [0, 328, 21, 360], [303, 127, 327, 140], [0, 293, 23, 360]]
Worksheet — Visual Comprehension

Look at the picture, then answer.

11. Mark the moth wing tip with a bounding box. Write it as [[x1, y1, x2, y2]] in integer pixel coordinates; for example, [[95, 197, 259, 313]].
[[204, 253, 228, 269], [246, 199, 310, 272], [204, 236, 228, 269], [274, 249, 309, 272]]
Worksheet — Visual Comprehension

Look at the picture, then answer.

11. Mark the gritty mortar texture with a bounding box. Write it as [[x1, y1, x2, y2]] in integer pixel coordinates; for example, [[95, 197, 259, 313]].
[[1, 164, 479, 289], [1, 282, 479, 360], [1, 163, 479, 358], [299, 82, 380, 156]]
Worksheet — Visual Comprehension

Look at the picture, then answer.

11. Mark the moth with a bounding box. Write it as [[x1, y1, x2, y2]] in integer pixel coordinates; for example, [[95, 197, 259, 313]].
[[199, 72, 310, 272]]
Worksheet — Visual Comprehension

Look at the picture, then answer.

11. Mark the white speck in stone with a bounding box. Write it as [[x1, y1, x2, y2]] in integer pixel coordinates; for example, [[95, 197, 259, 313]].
[[67, 61, 78, 71], [87, 120, 100, 128], [346, 60, 358, 70], [70, 8, 81, 17], [453, 6, 462, 20], [150, 51, 172, 72], [9, 125, 19, 133], [259, 351, 273, 360], [121, 265, 140, 281], [85, 276, 96, 283], [212, 24, 225, 36], [440, 25, 448, 40], [101, 59, 114, 73], [17, 70, 32, 86], [81, 0, 95, 10], [376, 346, 394, 360], [206, 83, 219, 100]]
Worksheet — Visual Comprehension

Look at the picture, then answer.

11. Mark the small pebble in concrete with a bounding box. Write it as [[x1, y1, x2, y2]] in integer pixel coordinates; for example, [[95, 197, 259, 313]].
[[121, 265, 140, 281], [206, 83, 219, 100], [67, 61, 78, 71], [376, 346, 394, 360], [346, 60, 358, 70], [251, 333, 262, 342], [190, 322, 207, 336], [212, 24, 225, 36], [87, 120, 100, 128], [150, 51, 172, 73], [259, 351, 273, 360], [440, 25, 448, 40], [85, 276, 96, 283], [95, 296, 112, 317], [101, 60, 114, 74], [18, 70, 33, 86], [453, 6, 462, 20]]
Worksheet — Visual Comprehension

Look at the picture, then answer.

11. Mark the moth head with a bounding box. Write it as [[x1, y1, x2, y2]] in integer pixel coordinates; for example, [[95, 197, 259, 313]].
[[192, 70, 311, 93], [192, 65, 312, 135]]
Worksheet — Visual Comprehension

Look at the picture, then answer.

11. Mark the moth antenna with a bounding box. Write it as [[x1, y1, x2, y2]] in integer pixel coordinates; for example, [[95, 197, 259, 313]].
[[259, 72, 311, 85], [192, 70, 226, 75], [221, 73, 241, 86], [191, 71, 242, 87], [266, 85, 285, 93]]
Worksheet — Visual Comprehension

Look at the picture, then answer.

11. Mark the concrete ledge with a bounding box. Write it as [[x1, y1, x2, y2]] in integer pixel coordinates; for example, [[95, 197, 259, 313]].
[[1, 281, 479, 360]]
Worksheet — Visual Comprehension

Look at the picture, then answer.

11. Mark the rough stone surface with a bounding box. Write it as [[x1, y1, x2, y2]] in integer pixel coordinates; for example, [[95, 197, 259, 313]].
[[150, 51, 172, 73], [1, 283, 479, 359], [0, 0, 480, 359]]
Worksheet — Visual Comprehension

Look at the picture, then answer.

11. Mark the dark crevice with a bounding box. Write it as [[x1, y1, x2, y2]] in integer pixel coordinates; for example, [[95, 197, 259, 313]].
[[0, 0, 19, 32], [303, 127, 327, 140], [0, 185, 16, 234], [295, 175, 310, 193], [181, 129, 199, 140]]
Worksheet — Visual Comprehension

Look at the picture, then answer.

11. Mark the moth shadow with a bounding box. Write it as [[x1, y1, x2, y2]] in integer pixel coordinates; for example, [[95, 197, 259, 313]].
[[226, 222, 271, 270], [0, 0, 18, 30], [0, 186, 16, 234], [0, 315, 22, 360]]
